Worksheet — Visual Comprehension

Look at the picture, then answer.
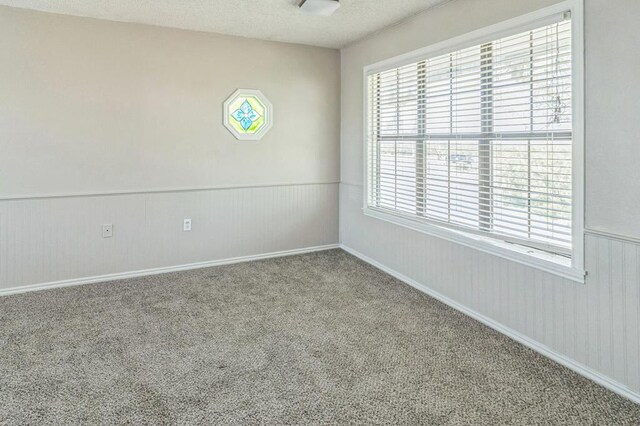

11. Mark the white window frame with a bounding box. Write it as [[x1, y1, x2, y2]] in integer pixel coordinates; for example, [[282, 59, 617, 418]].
[[362, 0, 585, 283]]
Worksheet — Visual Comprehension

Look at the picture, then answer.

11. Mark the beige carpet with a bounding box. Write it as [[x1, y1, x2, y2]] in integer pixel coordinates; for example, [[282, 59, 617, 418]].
[[1, 249, 638, 424]]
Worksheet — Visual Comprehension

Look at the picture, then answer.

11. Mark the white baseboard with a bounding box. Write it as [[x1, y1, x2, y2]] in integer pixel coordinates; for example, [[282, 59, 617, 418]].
[[0, 244, 340, 297], [3, 242, 638, 404], [340, 244, 640, 405]]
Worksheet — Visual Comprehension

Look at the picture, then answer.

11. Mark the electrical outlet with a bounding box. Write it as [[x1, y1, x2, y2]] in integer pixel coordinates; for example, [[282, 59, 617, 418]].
[[102, 224, 113, 238], [183, 218, 192, 232]]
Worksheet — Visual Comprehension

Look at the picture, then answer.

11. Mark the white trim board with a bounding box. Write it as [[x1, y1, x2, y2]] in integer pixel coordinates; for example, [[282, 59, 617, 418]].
[[0, 244, 340, 297], [340, 244, 640, 406], [0, 181, 340, 201], [584, 228, 640, 246], [362, 207, 584, 283]]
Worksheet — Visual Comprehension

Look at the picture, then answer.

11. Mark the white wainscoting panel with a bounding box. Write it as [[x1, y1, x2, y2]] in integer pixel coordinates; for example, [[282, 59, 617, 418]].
[[0, 183, 339, 290], [340, 182, 640, 400]]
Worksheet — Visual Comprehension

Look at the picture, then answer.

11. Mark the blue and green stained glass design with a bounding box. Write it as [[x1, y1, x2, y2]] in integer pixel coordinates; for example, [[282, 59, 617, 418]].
[[228, 96, 266, 134], [223, 89, 272, 140]]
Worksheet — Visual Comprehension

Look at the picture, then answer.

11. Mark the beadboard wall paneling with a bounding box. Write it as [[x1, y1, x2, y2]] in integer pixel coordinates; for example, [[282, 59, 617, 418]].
[[340, 183, 640, 397], [0, 183, 339, 290]]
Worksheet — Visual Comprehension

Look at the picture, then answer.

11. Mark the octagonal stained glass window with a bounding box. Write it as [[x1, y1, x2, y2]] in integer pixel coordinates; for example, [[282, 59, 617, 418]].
[[223, 89, 273, 140]]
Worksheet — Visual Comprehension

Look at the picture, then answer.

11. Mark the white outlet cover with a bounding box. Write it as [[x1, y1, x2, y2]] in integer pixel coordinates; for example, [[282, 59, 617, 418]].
[[102, 224, 113, 238], [183, 219, 192, 231]]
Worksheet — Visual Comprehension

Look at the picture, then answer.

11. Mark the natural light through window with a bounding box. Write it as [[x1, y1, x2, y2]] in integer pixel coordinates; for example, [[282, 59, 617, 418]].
[[365, 16, 576, 259]]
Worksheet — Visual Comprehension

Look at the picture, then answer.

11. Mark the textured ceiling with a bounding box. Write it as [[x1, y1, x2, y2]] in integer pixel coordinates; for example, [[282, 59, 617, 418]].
[[0, 0, 449, 48]]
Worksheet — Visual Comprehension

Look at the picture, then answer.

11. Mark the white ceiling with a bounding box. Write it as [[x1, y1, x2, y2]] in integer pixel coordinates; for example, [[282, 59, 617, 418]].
[[0, 0, 449, 48]]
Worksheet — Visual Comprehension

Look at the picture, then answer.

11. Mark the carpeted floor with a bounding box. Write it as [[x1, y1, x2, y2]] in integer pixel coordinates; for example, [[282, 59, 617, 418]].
[[0, 249, 638, 425]]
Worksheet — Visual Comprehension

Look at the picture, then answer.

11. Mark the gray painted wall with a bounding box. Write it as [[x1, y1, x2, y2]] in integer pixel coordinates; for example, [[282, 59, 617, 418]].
[[584, 0, 640, 239], [0, 6, 340, 198], [0, 7, 340, 289], [340, 0, 640, 397]]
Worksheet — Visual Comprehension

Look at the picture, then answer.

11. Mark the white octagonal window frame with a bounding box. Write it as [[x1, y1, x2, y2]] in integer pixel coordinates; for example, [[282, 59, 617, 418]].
[[223, 89, 273, 141]]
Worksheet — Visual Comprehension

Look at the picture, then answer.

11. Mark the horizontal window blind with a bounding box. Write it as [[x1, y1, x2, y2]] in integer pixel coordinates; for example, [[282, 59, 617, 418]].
[[366, 16, 573, 255]]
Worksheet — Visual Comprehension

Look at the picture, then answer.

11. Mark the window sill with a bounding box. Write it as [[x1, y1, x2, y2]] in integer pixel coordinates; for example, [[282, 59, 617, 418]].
[[363, 207, 585, 283]]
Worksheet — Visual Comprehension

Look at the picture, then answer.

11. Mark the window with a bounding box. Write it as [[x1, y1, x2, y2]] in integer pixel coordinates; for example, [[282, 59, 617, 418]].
[[364, 5, 583, 280], [223, 89, 273, 140]]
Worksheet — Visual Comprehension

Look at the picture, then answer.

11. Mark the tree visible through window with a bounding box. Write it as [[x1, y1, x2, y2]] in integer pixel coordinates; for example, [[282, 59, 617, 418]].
[[367, 18, 572, 255]]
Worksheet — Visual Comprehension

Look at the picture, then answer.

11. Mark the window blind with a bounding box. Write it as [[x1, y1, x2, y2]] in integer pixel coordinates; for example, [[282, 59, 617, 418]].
[[366, 16, 573, 256]]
